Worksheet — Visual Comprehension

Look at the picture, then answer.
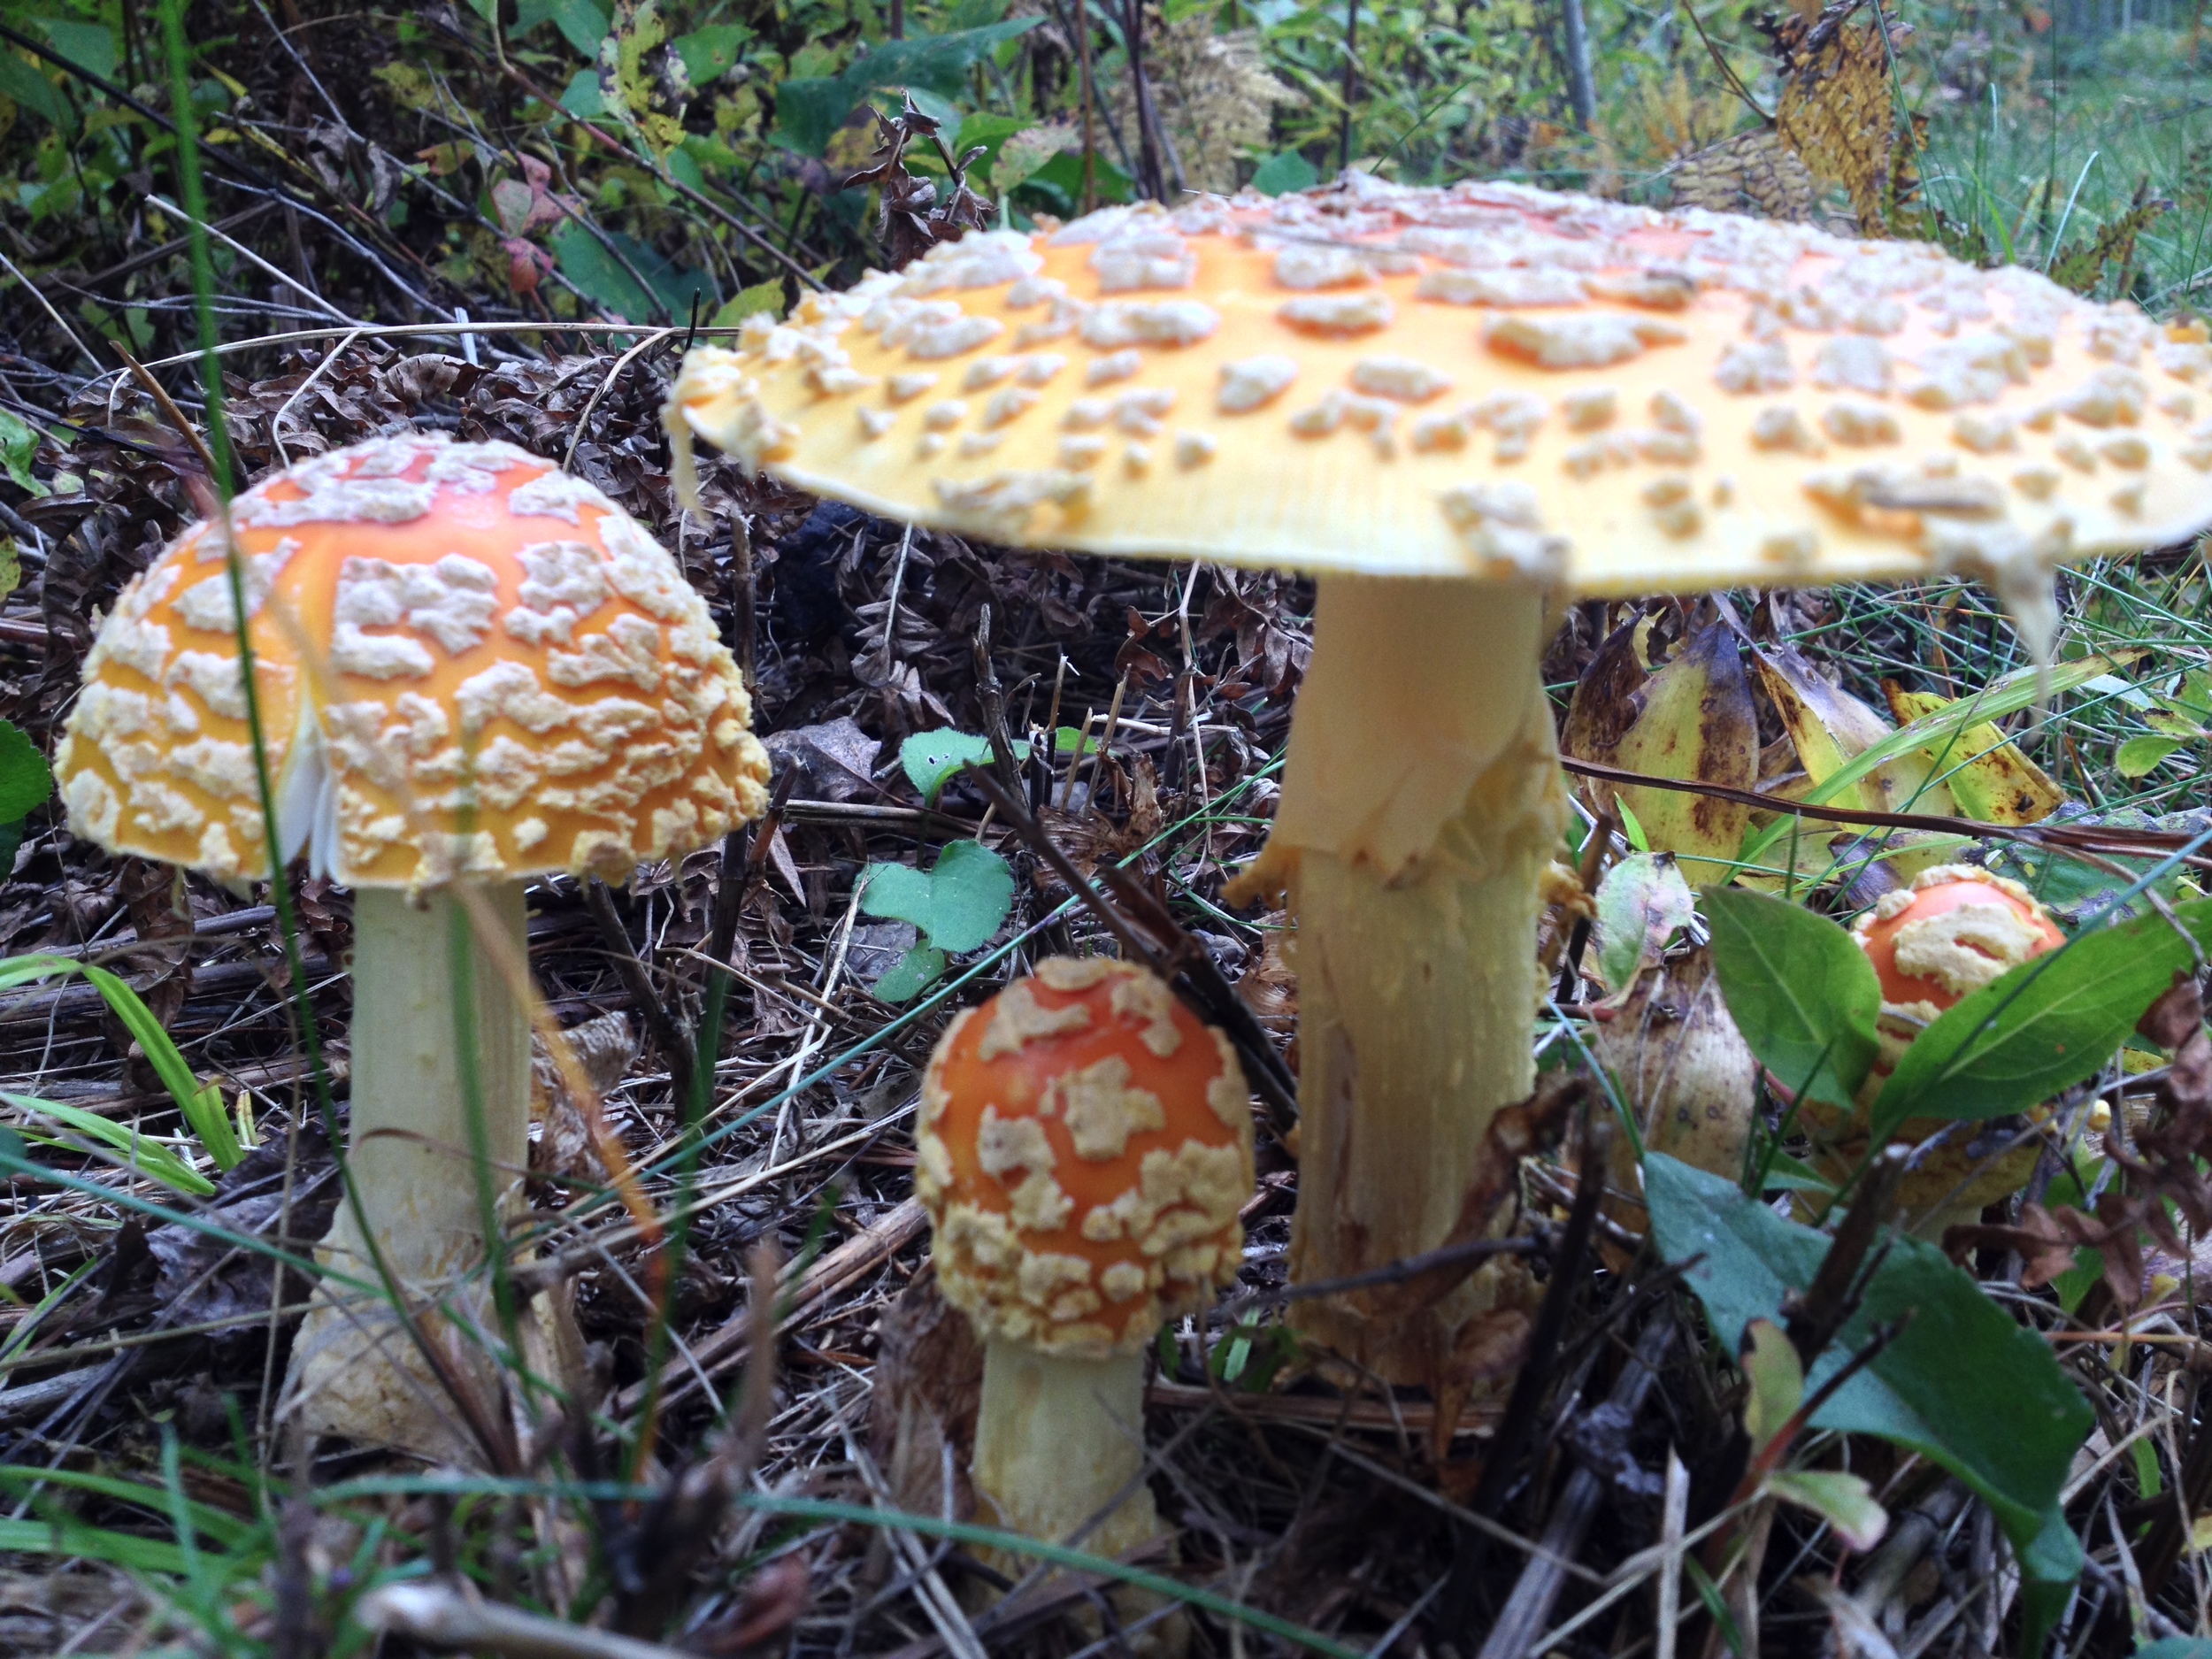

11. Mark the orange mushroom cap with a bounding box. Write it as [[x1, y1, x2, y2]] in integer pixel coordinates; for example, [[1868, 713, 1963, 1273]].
[[672, 180, 2212, 617], [1852, 864, 2064, 1011], [918, 957, 1256, 1359], [53, 436, 770, 891]]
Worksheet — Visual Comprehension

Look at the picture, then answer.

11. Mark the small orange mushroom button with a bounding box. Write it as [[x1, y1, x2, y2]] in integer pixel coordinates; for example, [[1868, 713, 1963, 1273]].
[[918, 957, 1255, 1360], [1853, 864, 2065, 1012]]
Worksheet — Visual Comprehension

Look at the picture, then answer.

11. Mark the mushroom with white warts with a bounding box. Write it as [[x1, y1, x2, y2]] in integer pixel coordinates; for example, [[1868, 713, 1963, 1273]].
[[917, 956, 1252, 1581], [669, 182, 2212, 1386], [53, 435, 771, 1459]]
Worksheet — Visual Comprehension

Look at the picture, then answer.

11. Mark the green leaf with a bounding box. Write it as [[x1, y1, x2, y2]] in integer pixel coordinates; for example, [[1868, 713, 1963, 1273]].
[[4, 1094, 214, 1195], [773, 19, 1042, 156], [773, 77, 852, 157], [36, 19, 119, 84], [673, 23, 752, 83], [900, 728, 1008, 803], [0, 955, 234, 1164], [994, 122, 1076, 190], [0, 720, 49, 824], [1647, 1153, 2089, 1601], [1702, 887, 1879, 1111], [0, 1466, 253, 1549], [1740, 1318, 1802, 1454], [0, 410, 46, 498], [0, 1517, 191, 1578], [860, 841, 1015, 955], [549, 222, 715, 323], [558, 66, 608, 117], [710, 280, 784, 329], [2116, 734, 2189, 778], [1617, 795, 1650, 853], [1018, 148, 1134, 211], [1870, 899, 2212, 1136], [1252, 150, 1318, 195], [871, 944, 948, 1002], [1591, 852, 1694, 995], [1766, 1471, 1887, 1551], [517, 0, 611, 53], [950, 111, 1031, 177], [1761, 1478, 1885, 1557]]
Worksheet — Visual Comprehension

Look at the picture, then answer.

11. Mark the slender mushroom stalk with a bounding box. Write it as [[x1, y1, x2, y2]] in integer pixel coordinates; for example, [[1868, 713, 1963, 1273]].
[[54, 436, 771, 1460], [671, 180, 2212, 1384], [917, 957, 1253, 1572], [1809, 864, 2066, 1232]]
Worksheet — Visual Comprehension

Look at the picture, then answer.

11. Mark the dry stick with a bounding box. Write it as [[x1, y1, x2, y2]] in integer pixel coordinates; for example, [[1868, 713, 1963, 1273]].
[[1655, 1450, 1691, 1659], [585, 881, 696, 1110], [1074, 0, 1099, 211], [614, 1197, 927, 1418], [357, 1582, 690, 1659], [1471, 1318, 1678, 1659], [1440, 1107, 1611, 1629], [1562, 755, 2212, 869], [1085, 677, 1129, 813], [1338, 0, 1361, 173]]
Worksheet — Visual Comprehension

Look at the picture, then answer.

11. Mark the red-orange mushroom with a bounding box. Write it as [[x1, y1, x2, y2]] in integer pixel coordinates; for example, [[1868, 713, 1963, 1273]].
[[1807, 864, 2070, 1228], [918, 956, 1253, 1567], [1853, 864, 2066, 1012]]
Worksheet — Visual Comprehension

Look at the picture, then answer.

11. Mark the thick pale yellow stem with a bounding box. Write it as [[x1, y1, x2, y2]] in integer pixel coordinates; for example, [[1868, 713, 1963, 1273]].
[[969, 1339, 1181, 1654], [287, 881, 533, 1460], [972, 1340, 1156, 1559], [1260, 578, 1564, 1386]]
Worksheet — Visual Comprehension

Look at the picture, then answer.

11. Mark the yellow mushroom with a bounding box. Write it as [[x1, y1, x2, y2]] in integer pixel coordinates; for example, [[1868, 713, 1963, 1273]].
[[54, 434, 770, 1459]]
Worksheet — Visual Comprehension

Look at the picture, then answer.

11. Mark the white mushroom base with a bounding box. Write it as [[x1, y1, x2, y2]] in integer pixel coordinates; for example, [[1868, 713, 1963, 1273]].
[[1237, 577, 1565, 1387], [286, 882, 534, 1463]]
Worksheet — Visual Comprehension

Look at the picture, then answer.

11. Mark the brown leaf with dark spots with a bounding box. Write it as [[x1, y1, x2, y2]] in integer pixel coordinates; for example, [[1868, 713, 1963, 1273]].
[[1561, 614, 1652, 774]]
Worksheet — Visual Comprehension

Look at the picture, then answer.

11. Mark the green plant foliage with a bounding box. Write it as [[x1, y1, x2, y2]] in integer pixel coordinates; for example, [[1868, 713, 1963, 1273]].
[[859, 840, 1016, 999], [1870, 898, 2212, 1136], [1251, 150, 1317, 194], [897, 726, 1035, 802], [1590, 850, 1694, 995], [2116, 733, 2188, 777], [1647, 1153, 2091, 1647], [772, 19, 1041, 157], [1766, 1470, 1887, 1551], [549, 221, 715, 321], [4, 1093, 215, 1195], [1701, 887, 1881, 1112], [861, 841, 1013, 955], [0, 409, 45, 497], [0, 954, 243, 1170]]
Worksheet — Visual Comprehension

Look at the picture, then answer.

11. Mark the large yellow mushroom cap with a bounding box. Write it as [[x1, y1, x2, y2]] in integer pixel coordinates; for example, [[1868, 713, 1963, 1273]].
[[54, 435, 771, 891], [671, 177, 2212, 615]]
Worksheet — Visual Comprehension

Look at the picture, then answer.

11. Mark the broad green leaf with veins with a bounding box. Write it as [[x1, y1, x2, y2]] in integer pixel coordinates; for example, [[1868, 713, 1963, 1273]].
[[1702, 887, 1879, 1111]]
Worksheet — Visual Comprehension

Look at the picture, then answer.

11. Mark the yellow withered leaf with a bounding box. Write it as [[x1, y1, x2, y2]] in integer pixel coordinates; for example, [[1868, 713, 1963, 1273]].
[[1754, 644, 1956, 813], [1771, 2, 1914, 235], [1882, 684, 2065, 826], [1671, 128, 1816, 222], [1596, 623, 1759, 886]]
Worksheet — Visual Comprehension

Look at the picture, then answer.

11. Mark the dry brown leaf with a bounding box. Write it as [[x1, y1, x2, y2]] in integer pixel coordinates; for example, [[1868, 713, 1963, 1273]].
[[1771, 1, 1916, 234]]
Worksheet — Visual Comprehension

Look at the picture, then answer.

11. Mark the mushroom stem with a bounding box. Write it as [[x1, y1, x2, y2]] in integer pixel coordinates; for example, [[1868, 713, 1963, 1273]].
[[1259, 577, 1564, 1386], [288, 881, 534, 1457], [972, 1339, 1159, 1562]]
